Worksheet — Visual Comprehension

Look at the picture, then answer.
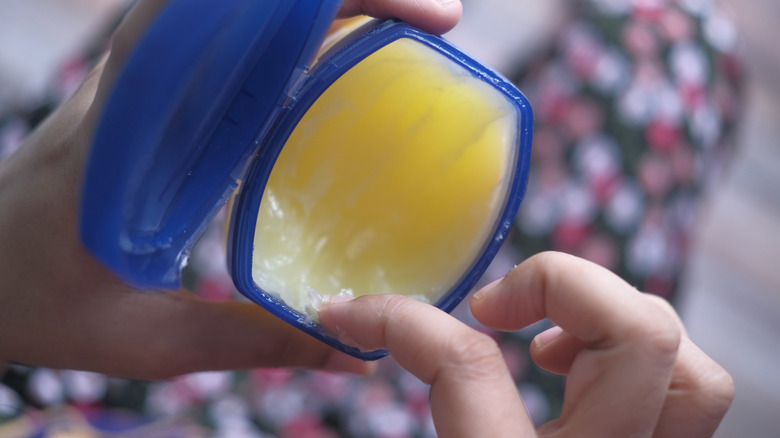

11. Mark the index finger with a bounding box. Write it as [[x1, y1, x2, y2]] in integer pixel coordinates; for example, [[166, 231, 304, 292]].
[[470, 252, 682, 436], [319, 295, 534, 438]]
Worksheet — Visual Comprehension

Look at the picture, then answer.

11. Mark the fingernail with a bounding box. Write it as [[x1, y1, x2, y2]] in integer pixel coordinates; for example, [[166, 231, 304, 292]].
[[327, 295, 355, 305], [315, 294, 355, 313], [534, 325, 564, 349], [472, 278, 502, 301]]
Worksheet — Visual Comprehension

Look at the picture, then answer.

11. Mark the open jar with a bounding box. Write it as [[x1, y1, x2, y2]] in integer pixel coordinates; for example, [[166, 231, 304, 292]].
[[80, 0, 533, 359]]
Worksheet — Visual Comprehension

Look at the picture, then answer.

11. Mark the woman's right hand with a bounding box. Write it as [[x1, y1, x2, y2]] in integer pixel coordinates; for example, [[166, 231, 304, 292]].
[[320, 252, 734, 437]]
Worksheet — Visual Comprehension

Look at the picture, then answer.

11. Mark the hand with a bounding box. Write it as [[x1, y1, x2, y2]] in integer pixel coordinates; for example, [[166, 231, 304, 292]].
[[0, 0, 462, 379], [319, 252, 734, 437]]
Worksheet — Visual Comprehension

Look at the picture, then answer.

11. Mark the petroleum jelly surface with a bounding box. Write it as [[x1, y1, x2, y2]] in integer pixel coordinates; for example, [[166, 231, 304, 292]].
[[253, 38, 517, 315]]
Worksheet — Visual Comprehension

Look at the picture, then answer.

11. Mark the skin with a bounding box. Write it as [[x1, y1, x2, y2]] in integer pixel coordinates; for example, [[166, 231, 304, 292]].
[[320, 252, 735, 438], [0, 0, 462, 380]]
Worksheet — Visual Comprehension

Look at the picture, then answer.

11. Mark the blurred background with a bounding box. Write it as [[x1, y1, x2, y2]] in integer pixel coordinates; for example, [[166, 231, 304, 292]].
[[1, 0, 778, 436]]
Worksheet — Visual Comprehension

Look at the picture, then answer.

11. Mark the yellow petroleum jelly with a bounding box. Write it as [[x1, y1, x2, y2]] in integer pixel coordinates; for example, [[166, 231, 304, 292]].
[[252, 38, 517, 315]]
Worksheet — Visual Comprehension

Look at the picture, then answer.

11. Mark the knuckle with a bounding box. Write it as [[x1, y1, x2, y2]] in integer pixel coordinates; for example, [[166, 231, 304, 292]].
[[644, 293, 675, 314], [378, 294, 419, 328], [644, 320, 682, 359], [380, 293, 415, 313], [692, 362, 736, 420], [447, 331, 504, 376], [627, 303, 682, 361], [643, 293, 685, 331]]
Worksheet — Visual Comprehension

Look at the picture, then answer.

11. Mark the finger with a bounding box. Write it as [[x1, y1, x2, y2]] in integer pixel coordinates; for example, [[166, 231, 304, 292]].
[[14, 288, 372, 379], [470, 252, 681, 437], [528, 326, 585, 376], [319, 295, 534, 438], [652, 338, 734, 438], [529, 290, 732, 436], [64, 286, 372, 380], [639, 296, 734, 436], [338, 0, 463, 34], [529, 294, 683, 376]]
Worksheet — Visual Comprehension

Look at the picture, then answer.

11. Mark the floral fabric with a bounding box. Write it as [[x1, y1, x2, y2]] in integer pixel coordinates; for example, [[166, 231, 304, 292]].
[[512, 0, 742, 300]]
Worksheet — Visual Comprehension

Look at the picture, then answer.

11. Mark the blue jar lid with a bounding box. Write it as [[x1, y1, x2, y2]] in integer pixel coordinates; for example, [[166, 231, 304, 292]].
[[80, 0, 341, 288]]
